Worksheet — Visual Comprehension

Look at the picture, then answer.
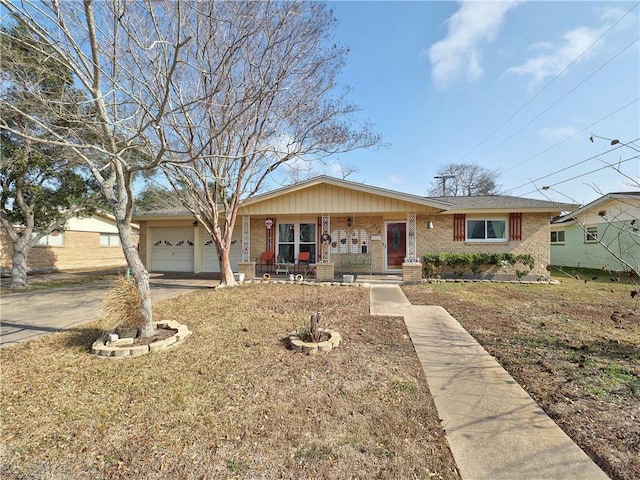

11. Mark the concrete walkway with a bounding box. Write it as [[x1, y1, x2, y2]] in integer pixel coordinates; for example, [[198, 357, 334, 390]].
[[370, 284, 609, 480]]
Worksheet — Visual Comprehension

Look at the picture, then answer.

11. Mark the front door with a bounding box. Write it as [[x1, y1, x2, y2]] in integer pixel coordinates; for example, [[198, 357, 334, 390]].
[[386, 222, 406, 270]]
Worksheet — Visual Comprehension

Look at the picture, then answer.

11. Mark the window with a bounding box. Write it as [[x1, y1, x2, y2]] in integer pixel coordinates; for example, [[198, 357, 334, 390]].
[[100, 233, 120, 246], [585, 226, 598, 243], [550, 231, 565, 244], [35, 231, 64, 247], [466, 219, 507, 242], [298, 223, 316, 262], [277, 222, 316, 263]]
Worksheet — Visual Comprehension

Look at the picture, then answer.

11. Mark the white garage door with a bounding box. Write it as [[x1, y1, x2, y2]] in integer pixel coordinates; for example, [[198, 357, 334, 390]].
[[202, 228, 242, 272], [151, 227, 194, 272]]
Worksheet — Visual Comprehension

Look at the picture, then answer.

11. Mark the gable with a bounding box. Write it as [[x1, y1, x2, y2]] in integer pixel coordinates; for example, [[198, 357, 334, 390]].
[[553, 193, 640, 226], [65, 213, 139, 234], [240, 182, 446, 215]]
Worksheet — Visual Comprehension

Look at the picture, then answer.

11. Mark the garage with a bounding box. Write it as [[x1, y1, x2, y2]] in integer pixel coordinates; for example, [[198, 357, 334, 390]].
[[202, 228, 242, 272], [150, 227, 194, 272]]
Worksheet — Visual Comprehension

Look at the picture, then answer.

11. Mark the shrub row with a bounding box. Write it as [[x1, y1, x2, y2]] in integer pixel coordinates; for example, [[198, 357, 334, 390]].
[[422, 252, 536, 279]]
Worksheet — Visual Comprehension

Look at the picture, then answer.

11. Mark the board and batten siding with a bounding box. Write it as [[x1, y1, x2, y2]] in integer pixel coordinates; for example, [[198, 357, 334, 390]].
[[242, 184, 435, 215]]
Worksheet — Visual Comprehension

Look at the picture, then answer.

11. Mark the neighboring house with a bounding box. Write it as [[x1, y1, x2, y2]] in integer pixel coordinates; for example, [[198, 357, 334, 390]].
[[0, 211, 139, 274], [133, 176, 564, 280], [551, 192, 640, 273]]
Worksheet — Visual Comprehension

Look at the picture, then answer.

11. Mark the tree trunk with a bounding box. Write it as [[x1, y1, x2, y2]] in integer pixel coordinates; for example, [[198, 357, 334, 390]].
[[117, 221, 154, 337], [10, 237, 30, 289], [218, 247, 236, 287]]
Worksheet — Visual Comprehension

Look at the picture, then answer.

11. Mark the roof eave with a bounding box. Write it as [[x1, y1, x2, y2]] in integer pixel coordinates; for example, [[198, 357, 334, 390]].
[[442, 207, 564, 215]]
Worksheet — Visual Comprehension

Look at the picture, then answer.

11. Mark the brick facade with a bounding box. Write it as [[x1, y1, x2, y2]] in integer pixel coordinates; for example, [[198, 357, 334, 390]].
[[246, 212, 551, 277], [417, 213, 551, 276], [1, 228, 137, 274]]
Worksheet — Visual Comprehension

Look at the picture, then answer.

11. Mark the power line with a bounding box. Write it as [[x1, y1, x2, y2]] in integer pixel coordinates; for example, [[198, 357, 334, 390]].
[[503, 97, 639, 174], [457, 2, 640, 163], [473, 35, 640, 165], [519, 153, 639, 197], [510, 137, 640, 192]]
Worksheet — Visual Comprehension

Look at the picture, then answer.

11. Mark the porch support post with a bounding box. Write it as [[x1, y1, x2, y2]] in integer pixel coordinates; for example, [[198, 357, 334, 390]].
[[316, 215, 334, 281], [321, 215, 330, 263], [242, 215, 250, 262], [403, 212, 422, 282], [238, 215, 256, 279], [406, 213, 418, 263]]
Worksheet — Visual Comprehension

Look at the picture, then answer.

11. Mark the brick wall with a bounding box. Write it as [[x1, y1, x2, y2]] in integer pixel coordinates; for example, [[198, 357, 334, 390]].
[[416, 213, 551, 276], [1, 229, 136, 273], [250, 217, 269, 262], [0, 229, 12, 271], [244, 212, 551, 277]]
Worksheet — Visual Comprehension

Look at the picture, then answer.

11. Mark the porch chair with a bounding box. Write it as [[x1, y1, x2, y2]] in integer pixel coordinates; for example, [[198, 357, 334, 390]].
[[256, 251, 274, 274], [296, 251, 315, 277]]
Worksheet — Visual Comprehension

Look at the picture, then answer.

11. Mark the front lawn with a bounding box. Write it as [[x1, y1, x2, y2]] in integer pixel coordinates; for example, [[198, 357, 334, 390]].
[[0, 284, 459, 480], [403, 275, 639, 480]]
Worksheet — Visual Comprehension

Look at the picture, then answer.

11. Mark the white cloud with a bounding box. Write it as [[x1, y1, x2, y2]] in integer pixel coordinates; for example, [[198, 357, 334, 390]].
[[507, 25, 603, 87], [539, 125, 580, 141], [428, 0, 521, 89]]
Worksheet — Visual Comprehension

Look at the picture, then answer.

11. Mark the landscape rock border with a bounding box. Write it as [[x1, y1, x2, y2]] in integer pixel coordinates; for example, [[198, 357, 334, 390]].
[[91, 320, 192, 358], [288, 328, 341, 354], [241, 278, 368, 287]]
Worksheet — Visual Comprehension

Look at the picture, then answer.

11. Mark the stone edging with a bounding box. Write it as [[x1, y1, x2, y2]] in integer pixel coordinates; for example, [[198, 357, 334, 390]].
[[423, 278, 559, 285], [288, 328, 341, 354], [91, 321, 192, 358], [240, 279, 367, 287]]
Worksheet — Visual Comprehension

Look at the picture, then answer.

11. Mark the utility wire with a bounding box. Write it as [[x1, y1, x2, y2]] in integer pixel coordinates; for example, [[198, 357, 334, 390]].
[[473, 35, 640, 165], [458, 2, 640, 163], [503, 97, 639, 174], [519, 153, 639, 196], [510, 137, 640, 192]]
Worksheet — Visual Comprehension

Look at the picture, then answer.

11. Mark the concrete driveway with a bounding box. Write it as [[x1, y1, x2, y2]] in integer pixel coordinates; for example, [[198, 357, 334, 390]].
[[0, 273, 219, 347]]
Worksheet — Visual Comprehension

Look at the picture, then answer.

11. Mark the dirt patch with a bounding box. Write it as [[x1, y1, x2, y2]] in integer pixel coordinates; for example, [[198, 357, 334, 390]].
[[130, 328, 177, 346], [403, 278, 639, 480], [0, 284, 460, 479]]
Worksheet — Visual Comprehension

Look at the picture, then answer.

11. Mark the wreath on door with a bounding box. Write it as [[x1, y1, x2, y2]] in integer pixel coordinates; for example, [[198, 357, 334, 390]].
[[321, 233, 332, 244]]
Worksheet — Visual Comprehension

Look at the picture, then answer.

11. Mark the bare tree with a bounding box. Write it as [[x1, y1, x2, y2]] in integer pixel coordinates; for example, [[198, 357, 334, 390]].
[[160, 1, 378, 286], [0, 23, 102, 288], [540, 135, 639, 315], [428, 163, 502, 196], [283, 160, 361, 186], [0, 0, 199, 336]]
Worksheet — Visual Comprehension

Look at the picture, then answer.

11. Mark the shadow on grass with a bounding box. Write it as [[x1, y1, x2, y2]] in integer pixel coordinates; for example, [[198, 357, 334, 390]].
[[525, 336, 640, 364], [64, 325, 105, 350]]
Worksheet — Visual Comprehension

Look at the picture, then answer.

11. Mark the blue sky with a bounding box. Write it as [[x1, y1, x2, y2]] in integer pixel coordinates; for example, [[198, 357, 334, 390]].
[[321, 0, 639, 205]]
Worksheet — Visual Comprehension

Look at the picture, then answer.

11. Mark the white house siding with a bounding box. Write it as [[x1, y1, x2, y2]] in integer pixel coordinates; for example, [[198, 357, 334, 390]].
[[150, 227, 194, 272], [201, 226, 242, 272]]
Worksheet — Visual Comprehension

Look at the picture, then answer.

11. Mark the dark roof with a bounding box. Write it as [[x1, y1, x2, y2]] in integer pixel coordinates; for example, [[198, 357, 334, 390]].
[[133, 206, 193, 219], [428, 195, 568, 211]]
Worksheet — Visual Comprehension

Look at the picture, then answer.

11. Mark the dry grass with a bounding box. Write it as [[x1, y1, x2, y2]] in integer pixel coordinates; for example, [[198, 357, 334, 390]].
[[101, 276, 145, 332], [0, 284, 459, 480], [403, 276, 640, 480]]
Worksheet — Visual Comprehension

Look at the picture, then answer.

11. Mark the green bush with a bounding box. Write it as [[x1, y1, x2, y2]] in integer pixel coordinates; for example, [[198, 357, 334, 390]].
[[422, 252, 536, 278]]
